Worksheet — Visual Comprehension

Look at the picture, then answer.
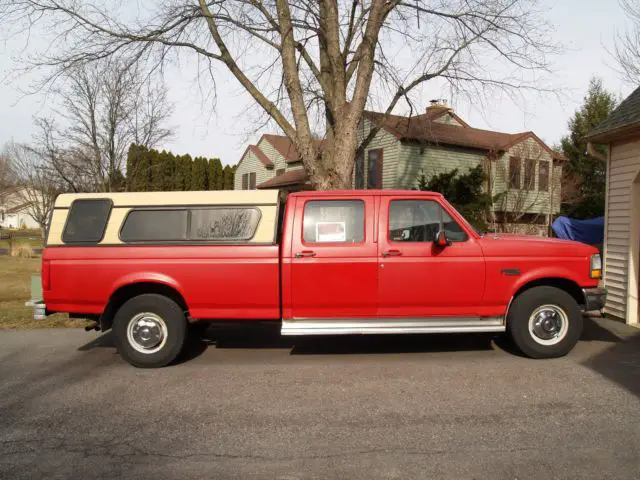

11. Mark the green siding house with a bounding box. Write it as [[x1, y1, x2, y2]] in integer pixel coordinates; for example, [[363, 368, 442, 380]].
[[234, 103, 565, 231]]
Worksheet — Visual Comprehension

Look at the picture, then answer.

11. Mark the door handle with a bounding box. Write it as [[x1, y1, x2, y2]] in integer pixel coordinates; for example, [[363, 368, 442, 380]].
[[295, 250, 317, 258], [382, 249, 402, 257]]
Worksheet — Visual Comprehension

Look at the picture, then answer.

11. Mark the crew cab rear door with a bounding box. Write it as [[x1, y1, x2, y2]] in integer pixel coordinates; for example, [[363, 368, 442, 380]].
[[288, 194, 377, 319], [377, 195, 486, 317]]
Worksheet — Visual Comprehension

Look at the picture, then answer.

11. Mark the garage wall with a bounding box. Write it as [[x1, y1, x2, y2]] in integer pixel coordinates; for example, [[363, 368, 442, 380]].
[[603, 138, 640, 323]]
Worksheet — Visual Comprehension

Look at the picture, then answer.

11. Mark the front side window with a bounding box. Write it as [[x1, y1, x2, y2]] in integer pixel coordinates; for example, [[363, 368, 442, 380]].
[[190, 208, 261, 241], [62, 199, 112, 243], [303, 200, 365, 244], [120, 209, 188, 242], [389, 200, 468, 243]]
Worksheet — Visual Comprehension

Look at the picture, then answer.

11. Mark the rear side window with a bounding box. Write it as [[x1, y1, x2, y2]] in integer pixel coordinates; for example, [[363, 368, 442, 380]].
[[62, 199, 112, 244], [120, 210, 188, 242], [303, 200, 364, 243], [190, 208, 261, 241]]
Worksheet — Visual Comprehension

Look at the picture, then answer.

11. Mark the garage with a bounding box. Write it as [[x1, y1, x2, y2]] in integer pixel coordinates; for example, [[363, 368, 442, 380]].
[[586, 86, 640, 326]]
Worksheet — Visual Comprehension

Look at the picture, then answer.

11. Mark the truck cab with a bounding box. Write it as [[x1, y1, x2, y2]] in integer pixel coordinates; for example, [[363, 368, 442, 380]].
[[31, 189, 605, 367]]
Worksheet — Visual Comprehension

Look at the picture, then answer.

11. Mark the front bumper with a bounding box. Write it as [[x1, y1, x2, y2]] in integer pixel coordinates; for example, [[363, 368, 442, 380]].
[[582, 287, 607, 312]]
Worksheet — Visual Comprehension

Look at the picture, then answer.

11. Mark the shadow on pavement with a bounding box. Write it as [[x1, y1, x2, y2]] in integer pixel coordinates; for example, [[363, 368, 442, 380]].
[[580, 317, 640, 399]]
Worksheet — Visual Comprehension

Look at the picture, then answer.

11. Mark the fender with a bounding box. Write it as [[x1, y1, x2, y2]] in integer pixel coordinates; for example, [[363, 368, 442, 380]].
[[109, 272, 186, 301]]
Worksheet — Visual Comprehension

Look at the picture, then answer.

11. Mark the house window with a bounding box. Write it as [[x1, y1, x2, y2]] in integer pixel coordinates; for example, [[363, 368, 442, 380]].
[[249, 172, 257, 190], [355, 152, 365, 189], [508, 157, 521, 189], [367, 149, 383, 189], [524, 159, 536, 190], [303, 200, 365, 243], [538, 161, 549, 191], [242, 173, 249, 190], [276, 169, 285, 176]]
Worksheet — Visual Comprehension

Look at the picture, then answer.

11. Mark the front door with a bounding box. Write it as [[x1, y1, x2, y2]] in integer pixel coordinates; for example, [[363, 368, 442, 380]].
[[289, 195, 378, 319], [377, 196, 486, 318]]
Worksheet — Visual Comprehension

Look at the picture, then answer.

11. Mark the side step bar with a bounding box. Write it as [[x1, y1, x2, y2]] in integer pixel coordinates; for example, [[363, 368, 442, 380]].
[[281, 317, 505, 336]]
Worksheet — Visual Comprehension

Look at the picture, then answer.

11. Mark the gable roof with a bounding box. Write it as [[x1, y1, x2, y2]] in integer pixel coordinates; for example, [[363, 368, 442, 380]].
[[363, 110, 565, 160], [257, 168, 308, 189], [262, 134, 300, 163], [237, 144, 274, 169], [585, 85, 640, 143]]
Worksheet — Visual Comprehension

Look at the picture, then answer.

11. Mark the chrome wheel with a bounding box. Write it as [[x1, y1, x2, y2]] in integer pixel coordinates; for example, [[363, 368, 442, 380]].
[[528, 305, 569, 346], [126, 313, 168, 354]]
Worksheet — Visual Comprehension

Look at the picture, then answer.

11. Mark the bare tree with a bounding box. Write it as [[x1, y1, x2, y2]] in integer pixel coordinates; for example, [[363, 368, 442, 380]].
[[34, 61, 174, 193], [615, 0, 640, 85], [5, 141, 59, 231], [0, 0, 558, 190], [0, 146, 16, 190]]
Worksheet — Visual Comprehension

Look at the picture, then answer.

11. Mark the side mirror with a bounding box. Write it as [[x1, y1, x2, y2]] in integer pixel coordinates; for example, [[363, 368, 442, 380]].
[[434, 230, 450, 248]]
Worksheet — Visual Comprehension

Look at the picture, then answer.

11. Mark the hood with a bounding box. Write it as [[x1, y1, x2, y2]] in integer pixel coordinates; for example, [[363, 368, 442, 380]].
[[478, 233, 598, 257]]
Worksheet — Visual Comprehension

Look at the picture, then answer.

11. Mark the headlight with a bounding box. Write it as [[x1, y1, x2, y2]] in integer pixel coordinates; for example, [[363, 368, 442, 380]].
[[590, 254, 602, 279]]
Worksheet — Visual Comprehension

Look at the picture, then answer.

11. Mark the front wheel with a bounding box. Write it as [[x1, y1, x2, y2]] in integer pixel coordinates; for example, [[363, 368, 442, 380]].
[[507, 286, 583, 359], [113, 294, 187, 368]]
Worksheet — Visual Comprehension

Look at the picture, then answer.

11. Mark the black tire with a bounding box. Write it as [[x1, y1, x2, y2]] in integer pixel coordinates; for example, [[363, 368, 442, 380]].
[[113, 294, 187, 368], [507, 286, 583, 359]]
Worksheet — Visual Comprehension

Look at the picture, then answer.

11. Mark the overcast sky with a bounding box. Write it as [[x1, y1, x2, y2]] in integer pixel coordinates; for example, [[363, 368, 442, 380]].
[[0, 0, 635, 167]]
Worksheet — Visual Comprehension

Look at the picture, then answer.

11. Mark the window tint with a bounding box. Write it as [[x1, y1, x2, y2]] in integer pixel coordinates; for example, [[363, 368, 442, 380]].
[[62, 199, 112, 243], [355, 152, 364, 189], [190, 208, 261, 241], [389, 200, 468, 243], [367, 149, 383, 189], [524, 159, 536, 190], [303, 200, 364, 243], [539, 161, 549, 191], [120, 209, 188, 242], [509, 157, 521, 189]]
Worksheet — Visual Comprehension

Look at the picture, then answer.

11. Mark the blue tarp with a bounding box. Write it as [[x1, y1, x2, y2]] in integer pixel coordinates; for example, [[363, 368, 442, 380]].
[[552, 216, 604, 244]]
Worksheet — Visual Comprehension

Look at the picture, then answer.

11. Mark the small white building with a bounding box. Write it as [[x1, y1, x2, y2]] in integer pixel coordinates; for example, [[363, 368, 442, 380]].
[[0, 187, 42, 229], [586, 85, 640, 326]]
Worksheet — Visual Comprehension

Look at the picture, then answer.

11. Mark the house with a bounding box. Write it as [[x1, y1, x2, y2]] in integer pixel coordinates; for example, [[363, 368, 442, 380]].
[[0, 187, 41, 229], [234, 101, 565, 232], [585, 85, 640, 326]]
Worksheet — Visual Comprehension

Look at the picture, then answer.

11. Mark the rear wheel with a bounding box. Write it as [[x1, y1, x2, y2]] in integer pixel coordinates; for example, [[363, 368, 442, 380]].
[[507, 286, 583, 359], [113, 294, 187, 368]]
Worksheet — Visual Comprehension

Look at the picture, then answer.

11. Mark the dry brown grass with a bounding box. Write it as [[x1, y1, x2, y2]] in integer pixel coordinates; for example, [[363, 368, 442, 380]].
[[0, 256, 92, 329], [10, 244, 35, 258]]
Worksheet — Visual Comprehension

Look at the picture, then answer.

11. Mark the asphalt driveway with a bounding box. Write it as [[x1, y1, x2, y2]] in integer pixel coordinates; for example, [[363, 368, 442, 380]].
[[0, 317, 639, 479]]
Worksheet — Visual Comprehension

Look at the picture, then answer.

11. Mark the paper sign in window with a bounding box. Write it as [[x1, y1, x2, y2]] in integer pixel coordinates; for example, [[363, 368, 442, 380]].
[[315, 221, 346, 242]]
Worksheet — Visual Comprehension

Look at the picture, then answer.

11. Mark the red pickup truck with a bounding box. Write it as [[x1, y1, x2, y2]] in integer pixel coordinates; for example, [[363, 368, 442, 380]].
[[32, 189, 605, 367]]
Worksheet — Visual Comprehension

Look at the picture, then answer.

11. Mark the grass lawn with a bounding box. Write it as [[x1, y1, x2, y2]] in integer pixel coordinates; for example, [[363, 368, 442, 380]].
[[0, 238, 43, 250], [0, 256, 91, 329]]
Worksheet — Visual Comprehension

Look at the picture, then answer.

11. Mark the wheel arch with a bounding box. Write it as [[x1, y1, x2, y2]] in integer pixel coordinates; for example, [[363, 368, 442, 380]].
[[506, 277, 586, 321], [100, 281, 190, 331]]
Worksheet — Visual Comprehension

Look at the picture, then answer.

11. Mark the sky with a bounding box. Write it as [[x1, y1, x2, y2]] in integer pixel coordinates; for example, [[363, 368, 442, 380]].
[[0, 0, 635, 167]]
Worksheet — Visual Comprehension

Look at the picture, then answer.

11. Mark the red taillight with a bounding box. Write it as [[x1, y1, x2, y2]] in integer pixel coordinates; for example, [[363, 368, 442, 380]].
[[42, 260, 50, 291]]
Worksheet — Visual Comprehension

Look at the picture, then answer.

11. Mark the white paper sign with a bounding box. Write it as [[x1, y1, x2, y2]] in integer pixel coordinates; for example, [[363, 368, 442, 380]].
[[316, 221, 346, 242]]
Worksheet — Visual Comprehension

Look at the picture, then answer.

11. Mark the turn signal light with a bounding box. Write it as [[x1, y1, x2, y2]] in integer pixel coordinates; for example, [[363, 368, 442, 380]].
[[590, 254, 602, 280]]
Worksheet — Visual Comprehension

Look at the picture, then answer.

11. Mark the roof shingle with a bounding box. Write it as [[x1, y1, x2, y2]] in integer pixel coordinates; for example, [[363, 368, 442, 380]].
[[586, 85, 640, 142]]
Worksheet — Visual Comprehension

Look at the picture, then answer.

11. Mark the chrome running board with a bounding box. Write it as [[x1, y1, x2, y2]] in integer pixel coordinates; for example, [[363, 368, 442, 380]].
[[281, 317, 505, 336]]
